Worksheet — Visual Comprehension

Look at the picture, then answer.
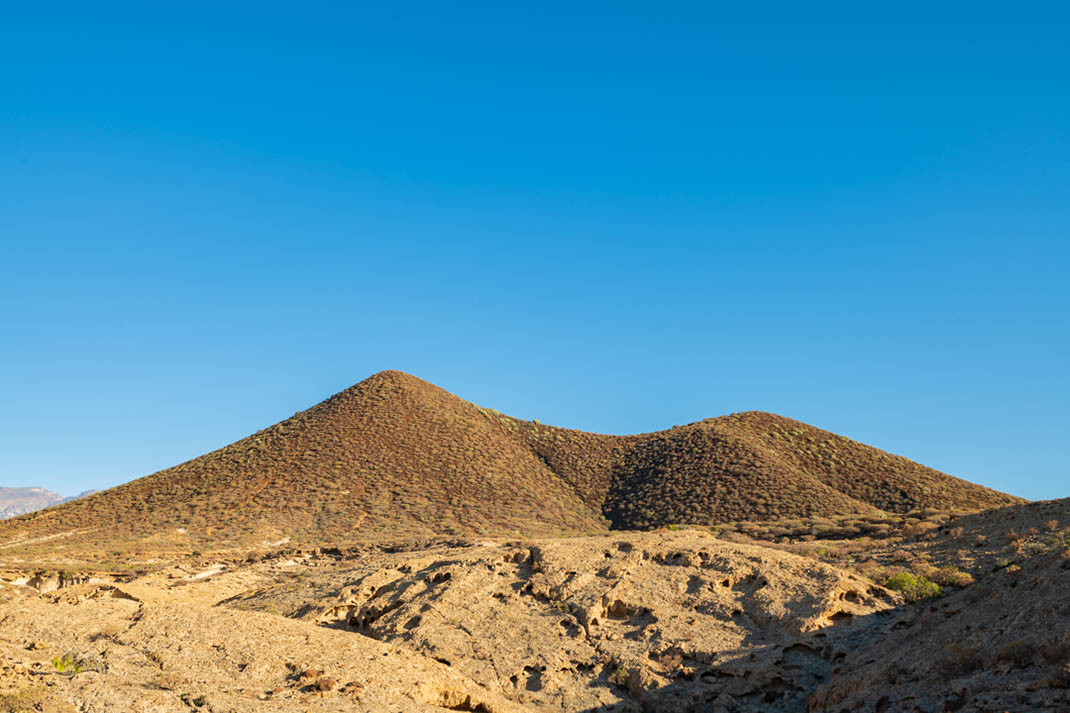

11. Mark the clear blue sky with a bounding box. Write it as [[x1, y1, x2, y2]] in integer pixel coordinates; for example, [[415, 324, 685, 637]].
[[2, 2, 1067, 501]]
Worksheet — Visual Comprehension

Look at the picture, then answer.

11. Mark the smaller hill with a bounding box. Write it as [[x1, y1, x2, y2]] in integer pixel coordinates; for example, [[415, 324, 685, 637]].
[[512, 411, 1021, 530]]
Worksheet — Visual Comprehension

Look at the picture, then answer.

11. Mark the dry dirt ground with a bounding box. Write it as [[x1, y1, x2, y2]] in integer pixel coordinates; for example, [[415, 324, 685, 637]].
[[1, 526, 1068, 713]]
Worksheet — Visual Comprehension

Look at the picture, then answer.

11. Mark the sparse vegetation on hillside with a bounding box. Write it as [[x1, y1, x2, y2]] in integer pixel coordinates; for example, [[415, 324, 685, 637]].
[[0, 371, 1023, 556]]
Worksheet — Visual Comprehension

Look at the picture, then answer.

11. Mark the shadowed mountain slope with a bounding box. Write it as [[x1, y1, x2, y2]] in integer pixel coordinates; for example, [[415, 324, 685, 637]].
[[516, 410, 1020, 529], [0, 371, 1023, 552]]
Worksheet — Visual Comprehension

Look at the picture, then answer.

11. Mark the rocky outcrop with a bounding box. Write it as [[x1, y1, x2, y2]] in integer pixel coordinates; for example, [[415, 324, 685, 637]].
[[227, 531, 898, 712]]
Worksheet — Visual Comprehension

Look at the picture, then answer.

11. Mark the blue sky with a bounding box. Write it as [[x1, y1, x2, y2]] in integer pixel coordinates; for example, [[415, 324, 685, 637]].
[[2, 2, 1067, 500]]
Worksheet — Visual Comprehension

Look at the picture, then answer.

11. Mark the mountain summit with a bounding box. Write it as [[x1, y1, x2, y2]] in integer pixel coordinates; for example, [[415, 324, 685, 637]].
[[0, 370, 1022, 551]]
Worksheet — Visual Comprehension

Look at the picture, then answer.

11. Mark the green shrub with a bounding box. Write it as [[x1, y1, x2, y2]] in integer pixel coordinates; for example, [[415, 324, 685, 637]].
[[882, 571, 942, 602], [51, 654, 83, 674], [50, 651, 104, 675]]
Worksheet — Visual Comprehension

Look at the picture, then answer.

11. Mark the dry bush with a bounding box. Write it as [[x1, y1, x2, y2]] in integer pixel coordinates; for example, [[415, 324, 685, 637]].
[[1004, 529, 1027, 554], [0, 686, 44, 713], [901, 521, 940, 538], [91, 623, 125, 642], [1040, 640, 1070, 665], [1023, 540, 1052, 557], [935, 644, 985, 677], [997, 641, 1035, 669], [153, 671, 185, 691], [717, 531, 755, 545], [853, 560, 888, 583], [1047, 662, 1070, 689], [928, 566, 974, 588]]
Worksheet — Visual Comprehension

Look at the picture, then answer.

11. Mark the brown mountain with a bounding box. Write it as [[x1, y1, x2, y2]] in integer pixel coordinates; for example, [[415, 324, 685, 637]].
[[0, 370, 1023, 552]]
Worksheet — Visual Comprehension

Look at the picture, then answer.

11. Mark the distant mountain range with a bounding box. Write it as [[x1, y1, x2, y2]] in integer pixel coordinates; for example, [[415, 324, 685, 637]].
[[0, 486, 99, 519], [0, 370, 1022, 550]]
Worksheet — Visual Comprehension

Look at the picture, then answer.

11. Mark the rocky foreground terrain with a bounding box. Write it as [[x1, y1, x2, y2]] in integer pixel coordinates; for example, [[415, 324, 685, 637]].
[[0, 373, 1063, 711], [1, 514, 1069, 713]]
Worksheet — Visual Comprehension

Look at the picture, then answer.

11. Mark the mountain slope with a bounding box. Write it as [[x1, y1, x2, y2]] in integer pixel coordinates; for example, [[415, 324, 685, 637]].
[[4, 371, 603, 550], [0, 371, 1023, 552]]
